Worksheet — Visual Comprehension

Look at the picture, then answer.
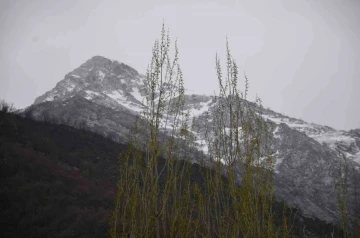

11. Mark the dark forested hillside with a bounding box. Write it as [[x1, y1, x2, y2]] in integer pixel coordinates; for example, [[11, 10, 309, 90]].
[[0, 112, 344, 237], [0, 112, 125, 237]]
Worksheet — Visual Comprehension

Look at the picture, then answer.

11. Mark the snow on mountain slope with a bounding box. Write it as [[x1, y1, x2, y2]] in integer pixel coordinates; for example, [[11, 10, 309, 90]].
[[172, 93, 360, 168], [34, 56, 146, 114], [29, 55, 360, 224], [261, 109, 360, 165], [32, 55, 360, 167]]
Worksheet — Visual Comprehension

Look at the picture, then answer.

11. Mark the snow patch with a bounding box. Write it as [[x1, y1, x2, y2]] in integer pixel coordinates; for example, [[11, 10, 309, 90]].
[[44, 95, 55, 102], [66, 84, 76, 92], [195, 139, 209, 154], [262, 115, 311, 129], [273, 126, 281, 139], [189, 99, 212, 117], [98, 71, 106, 81], [310, 132, 355, 150], [273, 151, 284, 173], [131, 87, 143, 103], [224, 127, 243, 137], [353, 152, 360, 164], [71, 74, 81, 78], [262, 115, 283, 125], [107, 90, 142, 112], [107, 90, 123, 101], [84, 90, 101, 100]]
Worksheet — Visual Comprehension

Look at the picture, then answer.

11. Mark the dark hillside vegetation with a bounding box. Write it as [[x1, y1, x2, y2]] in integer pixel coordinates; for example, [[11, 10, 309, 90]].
[[0, 111, 125, 237], [0, 111, 344, 237]]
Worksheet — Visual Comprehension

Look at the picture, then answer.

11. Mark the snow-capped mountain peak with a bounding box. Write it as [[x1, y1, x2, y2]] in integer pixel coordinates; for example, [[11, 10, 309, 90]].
[[34, 56, 146, 113]]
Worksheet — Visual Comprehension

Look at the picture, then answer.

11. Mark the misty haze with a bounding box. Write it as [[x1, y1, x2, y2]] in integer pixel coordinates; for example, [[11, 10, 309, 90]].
[[1, 0, 359, 237]]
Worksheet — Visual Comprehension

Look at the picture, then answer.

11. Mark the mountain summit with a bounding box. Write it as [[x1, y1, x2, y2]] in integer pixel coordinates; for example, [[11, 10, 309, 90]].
[[34, 56, 145, 113]]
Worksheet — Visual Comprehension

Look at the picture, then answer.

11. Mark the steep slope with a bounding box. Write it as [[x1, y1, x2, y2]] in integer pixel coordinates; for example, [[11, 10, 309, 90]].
[[190, 98, 360, 223], [31, 56, 148, 140], [28, 56, 360, 225], [34, 56, 145, 113], [261, 107, 360, 166]]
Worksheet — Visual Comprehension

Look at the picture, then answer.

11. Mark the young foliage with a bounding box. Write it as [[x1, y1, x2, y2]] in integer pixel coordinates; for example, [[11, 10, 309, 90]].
[[111, 25, 285, 238], [335, 147, 360, 238], [110, 23, 194, 237], [198, 38, 278, 237]]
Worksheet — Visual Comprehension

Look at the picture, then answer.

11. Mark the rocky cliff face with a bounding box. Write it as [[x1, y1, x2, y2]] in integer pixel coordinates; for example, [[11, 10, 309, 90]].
[[30, 56, 360, 224]]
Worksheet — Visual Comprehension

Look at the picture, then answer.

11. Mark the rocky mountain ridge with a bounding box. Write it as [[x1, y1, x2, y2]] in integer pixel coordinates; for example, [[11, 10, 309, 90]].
[[29, 55, 360, 224]]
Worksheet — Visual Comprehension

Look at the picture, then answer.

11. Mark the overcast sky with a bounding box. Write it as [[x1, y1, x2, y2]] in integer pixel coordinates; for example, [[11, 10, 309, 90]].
[[0, 0, 359, 130]]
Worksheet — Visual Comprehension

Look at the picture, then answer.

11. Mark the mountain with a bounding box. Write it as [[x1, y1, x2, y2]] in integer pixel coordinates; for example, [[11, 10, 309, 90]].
[[30, 56, 146, 142], [1, 111, 346, 237], [34, 55, 145, 111], [28, 56, 360, 225]]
